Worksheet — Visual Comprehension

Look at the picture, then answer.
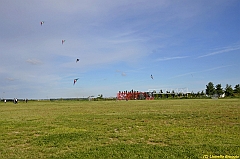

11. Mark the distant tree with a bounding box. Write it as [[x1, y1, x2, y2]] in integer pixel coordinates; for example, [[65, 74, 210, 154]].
[[154, 93, 159, 99], [225, 84, 234, 97], [196, 91, 200, 98], [200, 90, 205, 96], [166, 91, 169, 98], [190, 91, 195, 98], [234, 84, 240, 93], [215, 84, 224, 97], [178, 93, 183, 98], [98, 94, 103, 99], [206, 82, 215, 96], [171, 90, 175, 98]]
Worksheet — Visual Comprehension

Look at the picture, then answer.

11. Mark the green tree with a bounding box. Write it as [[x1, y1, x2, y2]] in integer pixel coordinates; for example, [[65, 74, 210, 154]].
[[234, 84, 240, 93], [97, 94, 103, 100], [206, 82, 215, 96], [215, 84, 224, 97], [171, 90, 175, 98], [196, 91, 200, 98], [190, 91, 195, 98], [200, 90, 205, 97], [225, 84, 234, 97]]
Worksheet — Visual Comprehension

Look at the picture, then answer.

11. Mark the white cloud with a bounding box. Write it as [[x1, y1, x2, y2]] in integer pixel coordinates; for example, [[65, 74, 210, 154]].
[[5, 77, 16, 81], [156, 56, 189, 61], [197, 44, 240, 58], [26, 59, 42, 65]]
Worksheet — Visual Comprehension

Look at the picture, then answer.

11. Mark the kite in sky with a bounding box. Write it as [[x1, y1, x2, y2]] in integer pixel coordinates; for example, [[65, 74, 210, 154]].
[[76, 59, 79, 63], [151, 74, 154, 79], [62, 40, 65, 44], [40, 21, 44, 26], [73, 78, 79, 85]]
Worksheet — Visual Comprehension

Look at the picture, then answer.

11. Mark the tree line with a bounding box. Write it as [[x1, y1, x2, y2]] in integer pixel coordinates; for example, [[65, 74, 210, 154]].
[[152, 82, 240, 99], [205, 82, 240, 97]]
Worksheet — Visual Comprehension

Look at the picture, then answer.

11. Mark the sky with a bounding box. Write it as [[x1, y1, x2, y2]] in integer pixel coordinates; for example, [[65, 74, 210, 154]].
[[0, 0, 240, 99]]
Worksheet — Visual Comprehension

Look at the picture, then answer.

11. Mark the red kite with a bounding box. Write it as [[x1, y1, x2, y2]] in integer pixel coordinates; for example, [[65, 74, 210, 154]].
[[73, 78, 79, 85]]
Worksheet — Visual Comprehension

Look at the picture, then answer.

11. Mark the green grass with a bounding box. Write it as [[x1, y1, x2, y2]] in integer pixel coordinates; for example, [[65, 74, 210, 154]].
[[0, 99, 239, 158]]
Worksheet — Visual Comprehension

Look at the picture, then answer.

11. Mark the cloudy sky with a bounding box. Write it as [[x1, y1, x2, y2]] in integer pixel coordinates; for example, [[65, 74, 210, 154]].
[[1, 0, 240, 99]]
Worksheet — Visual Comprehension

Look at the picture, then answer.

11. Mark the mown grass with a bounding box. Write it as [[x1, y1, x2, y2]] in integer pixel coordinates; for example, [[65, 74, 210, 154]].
[[0, 99, 239, 158]]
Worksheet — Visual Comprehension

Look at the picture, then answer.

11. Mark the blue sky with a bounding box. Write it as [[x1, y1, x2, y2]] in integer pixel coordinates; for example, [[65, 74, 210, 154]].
[[1, 0, 240, 99]]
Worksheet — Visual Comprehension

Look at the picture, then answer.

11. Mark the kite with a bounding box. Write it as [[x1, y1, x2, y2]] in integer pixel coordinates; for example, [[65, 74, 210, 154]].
[[151, 74, 154, 79], [73, 78, 79, 85], [40, 21, 44, 26], [62, 40, 65, 44], [76, 59, 79, 63]]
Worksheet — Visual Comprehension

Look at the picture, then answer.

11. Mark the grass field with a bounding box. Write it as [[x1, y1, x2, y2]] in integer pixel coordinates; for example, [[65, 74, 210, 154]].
[[0, 99, 239, 158]]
